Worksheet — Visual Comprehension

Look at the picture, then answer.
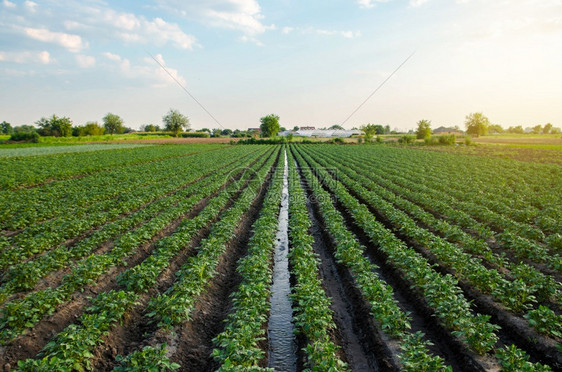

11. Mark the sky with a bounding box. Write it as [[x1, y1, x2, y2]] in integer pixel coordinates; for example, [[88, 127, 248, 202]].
[[1, 0, 561, 131]]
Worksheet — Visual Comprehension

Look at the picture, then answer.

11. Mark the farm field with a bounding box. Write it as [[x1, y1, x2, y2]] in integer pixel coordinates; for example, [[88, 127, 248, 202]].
[[0, 142, 560, 371]]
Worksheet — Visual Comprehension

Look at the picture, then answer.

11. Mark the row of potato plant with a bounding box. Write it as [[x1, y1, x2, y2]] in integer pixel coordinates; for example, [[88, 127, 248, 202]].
[[306, 147, 562, 328], [0, 143, 224, 190], [0, 144, 227, 230], [304, 147, 562, 339], [290, 147, 451, 371], [146, 148, 279, 328], [294, 146, 553, 370], [14, 148, 278, 370], [0, 148, 273, 344], [353, 146, 559, 250], [349, 147, 561, 262], [389, 145, 560, 213], [0, 147, 261, 302], [310, 146, 562, 306], [286, 154, 349, 371], [0, 147, 257, 270], [211, 151, 284, 370]]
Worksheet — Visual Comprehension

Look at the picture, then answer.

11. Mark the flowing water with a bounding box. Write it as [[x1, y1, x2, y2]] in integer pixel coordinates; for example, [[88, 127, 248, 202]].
[[267, 150, 297, 371]]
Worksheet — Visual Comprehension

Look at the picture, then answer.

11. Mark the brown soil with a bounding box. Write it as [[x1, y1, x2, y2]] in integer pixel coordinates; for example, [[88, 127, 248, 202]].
[[293, 146, 499, 371], [335, 171, 562, 369], [101, 137, 238, 144], [168, 150, 277, 371], [84, 148, 278, 371], [0, 150, 271, 368]]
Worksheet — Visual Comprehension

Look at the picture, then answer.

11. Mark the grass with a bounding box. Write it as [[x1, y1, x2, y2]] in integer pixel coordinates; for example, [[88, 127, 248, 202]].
[[0, 133, 174, 148], [0, 143, 153, 158]]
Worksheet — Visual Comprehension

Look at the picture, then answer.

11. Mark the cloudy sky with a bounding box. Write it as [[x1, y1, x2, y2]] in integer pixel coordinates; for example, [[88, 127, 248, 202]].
[[1, 0, 561, 131]]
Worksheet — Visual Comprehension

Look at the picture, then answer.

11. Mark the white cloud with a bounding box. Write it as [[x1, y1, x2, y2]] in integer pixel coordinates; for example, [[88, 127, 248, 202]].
[[24, 0, 37, 12], [281, 26, 294, 34], [103, 51, 130, 71], [103, 51, 187, 87], [154, 0, 274, 36], [63, 7, 198, 50], [38, 50, 50, 64], [3, 0, 15, 8], [409, 0, 430, 6], [142, 17, 197, 49], [148, 53, 187, 87], [356, 0, 390, 9], [24, 27, 86, 52], [280, 26, 361, 39], [75, 54, 95, 68], [0, 50, 51, 64], [295, 27, 362, 39]]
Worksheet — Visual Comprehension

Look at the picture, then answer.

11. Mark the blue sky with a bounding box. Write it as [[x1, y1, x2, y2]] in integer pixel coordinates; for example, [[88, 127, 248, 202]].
[[1, 0, 561, 131]]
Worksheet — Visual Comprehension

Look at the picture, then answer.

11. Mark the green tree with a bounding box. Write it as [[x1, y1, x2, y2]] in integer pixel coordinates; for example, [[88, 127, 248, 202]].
[[531, 124, 542, 134], [465, 112, 490, 137], [260, 114, 280, 137], [143, 124, 160, 132], [542, 123, 552, 134], [360, 123, 378, 142], [488, 124, 504, 134], [373, 124, 385, 135], [416, 119, 432, 139], [293, 125, 299, 131], [36, 114, 72, 137], [507, 125, 524, 134], [329, 124, 344, 130], [162, 109, 190, 137], [221, 129, 233, 136], [103, 113, 125, 135], [81, 122, 105, 136], [1, 121, 13, 134], [13, 125, 36, 134], [212, 128, 222, 137], [384, 124, 391, 134]]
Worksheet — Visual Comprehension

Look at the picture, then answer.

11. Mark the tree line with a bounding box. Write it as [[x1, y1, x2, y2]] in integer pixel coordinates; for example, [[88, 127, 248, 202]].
[[413, 112, 559, 140], [0, 108, 192, 141]]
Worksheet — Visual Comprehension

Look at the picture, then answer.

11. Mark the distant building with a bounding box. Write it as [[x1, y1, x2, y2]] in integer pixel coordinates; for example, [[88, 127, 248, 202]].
[[300, 126, 315, 131], [247, 128, 261, 132], [433, 126, 463, 135], [279, 129, 363, 138]]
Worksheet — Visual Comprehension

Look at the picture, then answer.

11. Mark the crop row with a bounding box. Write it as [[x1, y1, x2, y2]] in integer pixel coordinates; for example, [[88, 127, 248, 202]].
[[0, 142, 225, 190], [309, 146, 562, 303], [292, 145, 552, 370], [354, 146, 560, 247], [0, 148, 275, 344], [304, 146, 562, 340], [0, 147, 206, 231], [15, 147, 279, 370], [114, 148, 280, 371], [211, 150, 285, 370], [290, 147, 452, 371], [0, 146, 255, 263], [286, 152, 348, 371], [342, 145, 559, 242], [0, 147, 261, 302]]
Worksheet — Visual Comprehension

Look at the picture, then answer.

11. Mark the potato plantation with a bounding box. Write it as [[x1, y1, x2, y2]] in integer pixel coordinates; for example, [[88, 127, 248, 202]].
[[0, 143, 560, 371]]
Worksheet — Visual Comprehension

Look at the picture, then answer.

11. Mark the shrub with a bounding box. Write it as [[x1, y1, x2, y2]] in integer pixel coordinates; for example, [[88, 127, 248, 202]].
[[398, 135, 415, 144], [180, 132, 210, 138], [9, 131, 39, 143]]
